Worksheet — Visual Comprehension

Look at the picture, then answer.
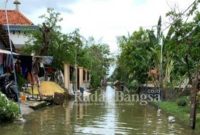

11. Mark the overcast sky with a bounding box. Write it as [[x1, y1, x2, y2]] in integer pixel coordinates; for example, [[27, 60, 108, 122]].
[[0, 0, 196, 75], [0, 0, 195, 54]]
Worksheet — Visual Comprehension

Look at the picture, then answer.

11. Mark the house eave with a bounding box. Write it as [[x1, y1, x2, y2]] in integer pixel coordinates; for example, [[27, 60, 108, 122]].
[[2, 24, 38, 32]]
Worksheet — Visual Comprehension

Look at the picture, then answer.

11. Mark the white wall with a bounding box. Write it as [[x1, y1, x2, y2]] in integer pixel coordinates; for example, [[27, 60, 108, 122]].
[[10, 33, 30, 49]]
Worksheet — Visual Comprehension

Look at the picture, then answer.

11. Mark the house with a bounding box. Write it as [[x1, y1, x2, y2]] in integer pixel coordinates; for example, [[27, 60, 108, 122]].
[[64, 64, 90, 95], [0, 25, 15, 50], [0, 0, 37, 52], [0, 25, 16, 75]]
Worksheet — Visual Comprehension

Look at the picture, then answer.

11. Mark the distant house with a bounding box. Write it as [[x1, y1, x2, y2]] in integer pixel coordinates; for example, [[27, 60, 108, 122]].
[[0, 0, 37, 52], [64, 64, 91, 95]]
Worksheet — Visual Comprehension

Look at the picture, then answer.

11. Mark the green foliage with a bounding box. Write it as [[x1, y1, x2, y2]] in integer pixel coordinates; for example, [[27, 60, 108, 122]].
[[22, 8, 111, 89], [17, 73, 26, 91], [177, 97, 188, 107], [0, 92, 19, 123], [23, 8, 73, 69], [86, 42, 111, 88], [113, 4, 200, 93], [127, 80, 139, 93], [113, 28, 157, 89]]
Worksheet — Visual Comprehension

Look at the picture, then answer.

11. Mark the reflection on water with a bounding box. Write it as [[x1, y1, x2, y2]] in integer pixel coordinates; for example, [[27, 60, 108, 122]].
[[0, 86, 198, 135]]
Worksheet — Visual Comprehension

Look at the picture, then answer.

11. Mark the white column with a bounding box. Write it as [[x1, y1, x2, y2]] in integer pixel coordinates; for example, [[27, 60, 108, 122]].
[[79, 67, 84, 88], [64, 64, 70, 91]]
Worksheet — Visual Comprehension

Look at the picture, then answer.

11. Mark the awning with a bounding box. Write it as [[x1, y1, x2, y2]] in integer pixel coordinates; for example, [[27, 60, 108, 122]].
[[33, 56, 53, 65], [2, 25, 38, 32], [0, 49, 53, 64], [0, 49, 18, 55]]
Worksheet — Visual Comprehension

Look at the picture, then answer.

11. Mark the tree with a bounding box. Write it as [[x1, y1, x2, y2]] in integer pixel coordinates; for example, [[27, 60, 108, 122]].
[[113, 1, 200, 129], [114, 28, 157, 92], [22, 8, 111, 89], [86, 41, 111, 88]]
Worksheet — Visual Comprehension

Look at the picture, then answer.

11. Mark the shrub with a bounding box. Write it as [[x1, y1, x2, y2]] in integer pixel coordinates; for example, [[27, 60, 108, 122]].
[[176, 97, 187, 107], [128, 80, 139, 93], [198, 92, 200, 109], [17, 73, 26, 91], [0, 92, 19, 123]]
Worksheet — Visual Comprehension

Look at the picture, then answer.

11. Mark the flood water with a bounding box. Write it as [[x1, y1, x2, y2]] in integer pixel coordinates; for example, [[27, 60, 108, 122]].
[[0, 86, 199, 135]]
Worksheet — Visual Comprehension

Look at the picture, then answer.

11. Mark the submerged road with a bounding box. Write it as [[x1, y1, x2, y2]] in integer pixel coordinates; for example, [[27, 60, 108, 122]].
[[0, 86, 198, 135]]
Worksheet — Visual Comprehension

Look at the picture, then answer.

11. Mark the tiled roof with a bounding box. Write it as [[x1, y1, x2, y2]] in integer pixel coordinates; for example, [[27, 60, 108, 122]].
[[0, 10, 33, 25]]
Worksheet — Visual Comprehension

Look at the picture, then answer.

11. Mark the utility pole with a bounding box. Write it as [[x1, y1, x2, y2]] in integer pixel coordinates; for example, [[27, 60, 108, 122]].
[[74, 44, 77, 92], [157, 16, 164, 100], [4, 0, 21, 114], [159, 37, 164, 99]]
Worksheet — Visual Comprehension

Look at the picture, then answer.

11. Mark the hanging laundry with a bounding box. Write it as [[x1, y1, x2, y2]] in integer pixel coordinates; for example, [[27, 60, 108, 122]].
[[0, 53, 3, 65], [0, 53, 3, 75], [19, 56, 32, 78], [0, 64, 3, 75], [5, 54, 12, 67], [3, 54, 13, 72], [15, 59, 22, 73]]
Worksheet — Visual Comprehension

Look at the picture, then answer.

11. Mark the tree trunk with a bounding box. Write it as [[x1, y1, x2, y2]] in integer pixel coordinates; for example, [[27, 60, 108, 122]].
[[189, 76, 198, 129]]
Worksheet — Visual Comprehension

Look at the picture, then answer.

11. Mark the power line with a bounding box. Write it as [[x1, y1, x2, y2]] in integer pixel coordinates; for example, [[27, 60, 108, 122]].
[[138, 0, 198, 33], [161, 0, 197, 33], [182, 0, 197, 15]]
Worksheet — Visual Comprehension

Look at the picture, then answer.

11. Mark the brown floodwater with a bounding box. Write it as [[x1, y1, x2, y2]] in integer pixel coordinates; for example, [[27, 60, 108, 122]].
[[0, 86, 199, 135]]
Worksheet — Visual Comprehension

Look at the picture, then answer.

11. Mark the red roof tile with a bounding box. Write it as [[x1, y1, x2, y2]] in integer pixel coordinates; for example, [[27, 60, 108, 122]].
[[0, 10, 33, 25]]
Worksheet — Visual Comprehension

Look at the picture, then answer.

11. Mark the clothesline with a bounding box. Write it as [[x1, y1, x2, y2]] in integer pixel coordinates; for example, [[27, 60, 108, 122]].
[[0, 49, 53, 76]]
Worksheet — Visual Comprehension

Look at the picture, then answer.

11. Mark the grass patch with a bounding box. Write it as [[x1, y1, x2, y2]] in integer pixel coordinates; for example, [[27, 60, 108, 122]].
[[159, 101, 189, 122], [153, 98, 200, 132]]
